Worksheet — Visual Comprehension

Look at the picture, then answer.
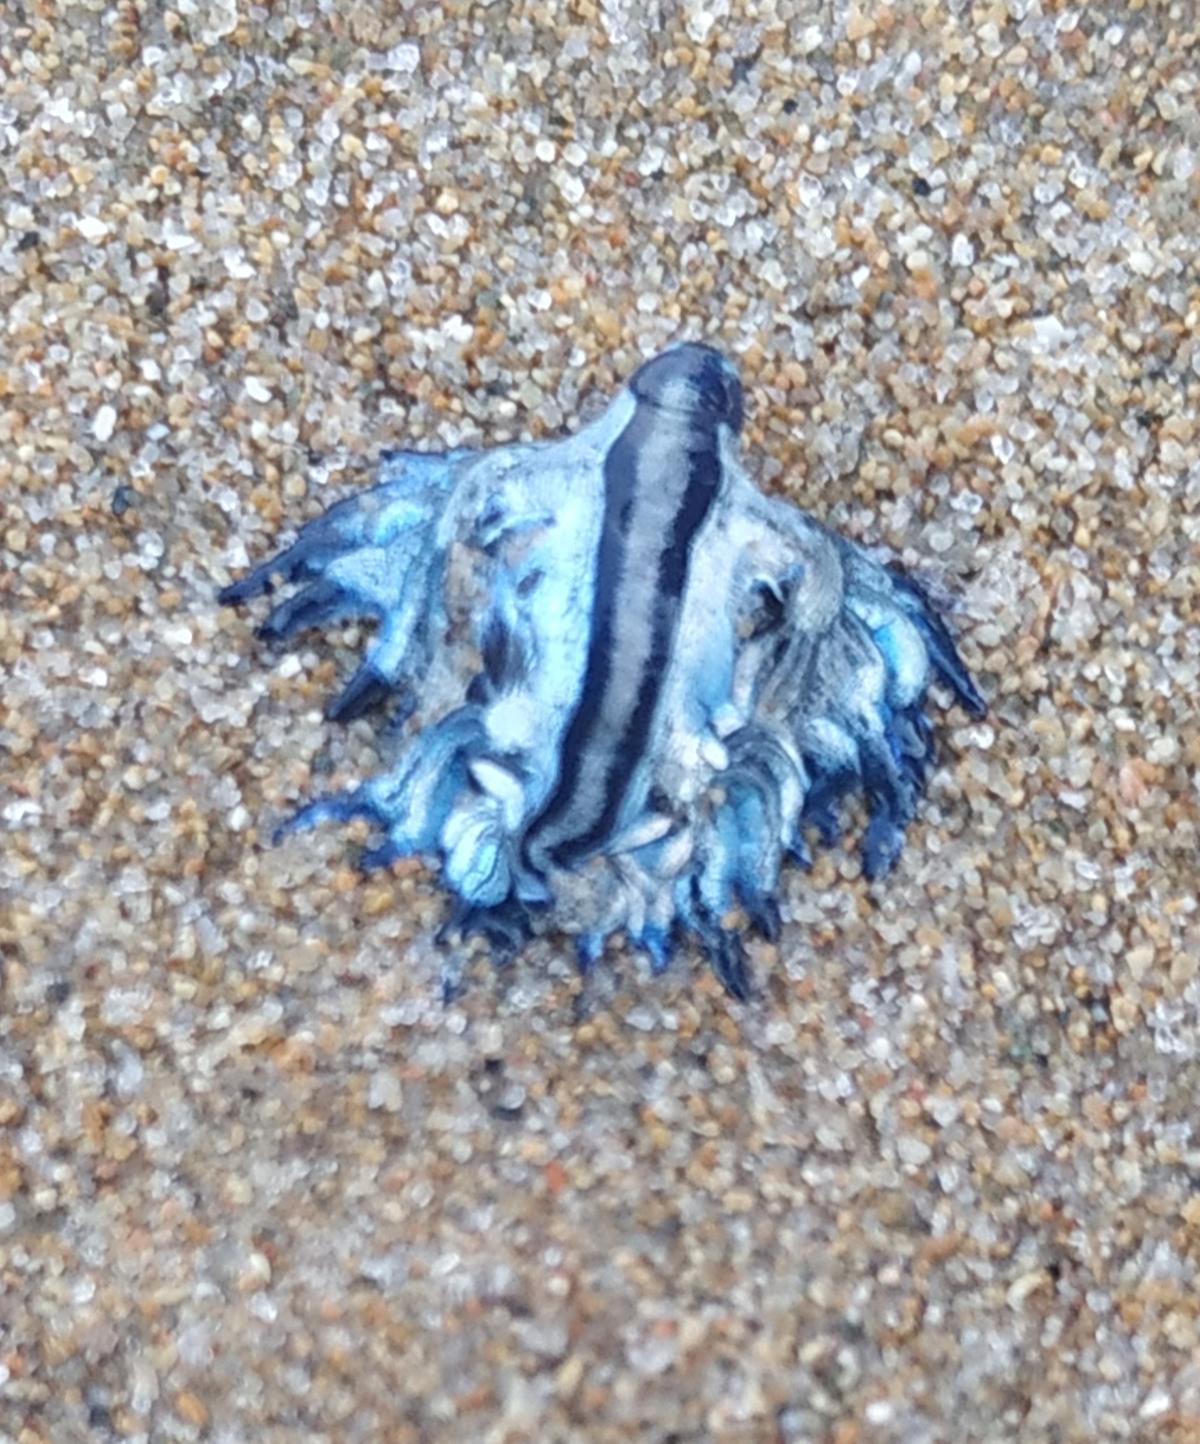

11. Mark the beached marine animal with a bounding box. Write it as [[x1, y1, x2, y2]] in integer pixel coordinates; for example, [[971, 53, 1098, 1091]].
[[219, 343, 984, 998]]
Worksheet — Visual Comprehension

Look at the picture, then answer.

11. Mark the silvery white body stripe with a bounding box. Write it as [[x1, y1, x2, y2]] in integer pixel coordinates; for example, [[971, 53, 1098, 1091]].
[[649, 444, 755, 808]]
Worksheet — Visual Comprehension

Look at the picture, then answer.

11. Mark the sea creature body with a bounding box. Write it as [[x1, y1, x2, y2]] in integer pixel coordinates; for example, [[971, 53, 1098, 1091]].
[[219, 343, 985, 998]]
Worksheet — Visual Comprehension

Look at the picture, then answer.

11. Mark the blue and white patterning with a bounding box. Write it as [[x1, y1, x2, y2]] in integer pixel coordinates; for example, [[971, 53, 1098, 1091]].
[[219, 343, 985, 999]]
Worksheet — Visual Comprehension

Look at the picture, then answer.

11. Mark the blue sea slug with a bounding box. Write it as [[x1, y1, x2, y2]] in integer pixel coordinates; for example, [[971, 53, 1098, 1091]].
[[219, 343, 985, 998]]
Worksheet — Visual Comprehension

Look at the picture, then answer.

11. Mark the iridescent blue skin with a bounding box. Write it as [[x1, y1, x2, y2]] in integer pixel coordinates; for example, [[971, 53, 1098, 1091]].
[[219, 343, 985, 999]]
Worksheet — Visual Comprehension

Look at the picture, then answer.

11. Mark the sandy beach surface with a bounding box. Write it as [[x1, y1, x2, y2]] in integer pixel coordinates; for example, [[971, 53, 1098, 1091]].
[[2, 2, 1198, 1440]]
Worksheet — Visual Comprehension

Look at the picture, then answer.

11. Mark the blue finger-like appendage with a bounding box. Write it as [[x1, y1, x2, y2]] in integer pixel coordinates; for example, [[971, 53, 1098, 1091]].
[[800, 766, 852, 846], [440, 962, 467, 1007], [719, 727, 802, 937], [442, 897, 532, 963], [281, 707, 486, 872], [889, 571, 986, 717], [219, 493, 389, 606], [736, 832, 782, 939], [216, 503, 377, 603], [890, 707, 935, 792], [634, 920, 674, 976], [707, 926, 752, 1002], [785, 829, 813, 870], [327, 612, 425, 722], [218, 563, 284, 607], [328, 522, 469, 720], [681, 924, 745, 1005], [862, 811, 902, 880], [870, 612, 931, 711], [327, 663, 394, 723], [257, 577, 364, 644], [273, 786, 383, 844], [365, 708, 487, 855], [358, 841, 406, 873], [723, 786, 782, 941], [722, 727, 803, 828], [699, 807, 738, 924], [672, 819, 753, 999], [576, 931, 605, 976], [857, 725, 918, 880], [797, 713, 861, 846]]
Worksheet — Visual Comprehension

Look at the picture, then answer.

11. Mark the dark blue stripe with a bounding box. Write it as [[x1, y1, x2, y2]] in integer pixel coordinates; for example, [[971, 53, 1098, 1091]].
[[525, 409, 722, 868]]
